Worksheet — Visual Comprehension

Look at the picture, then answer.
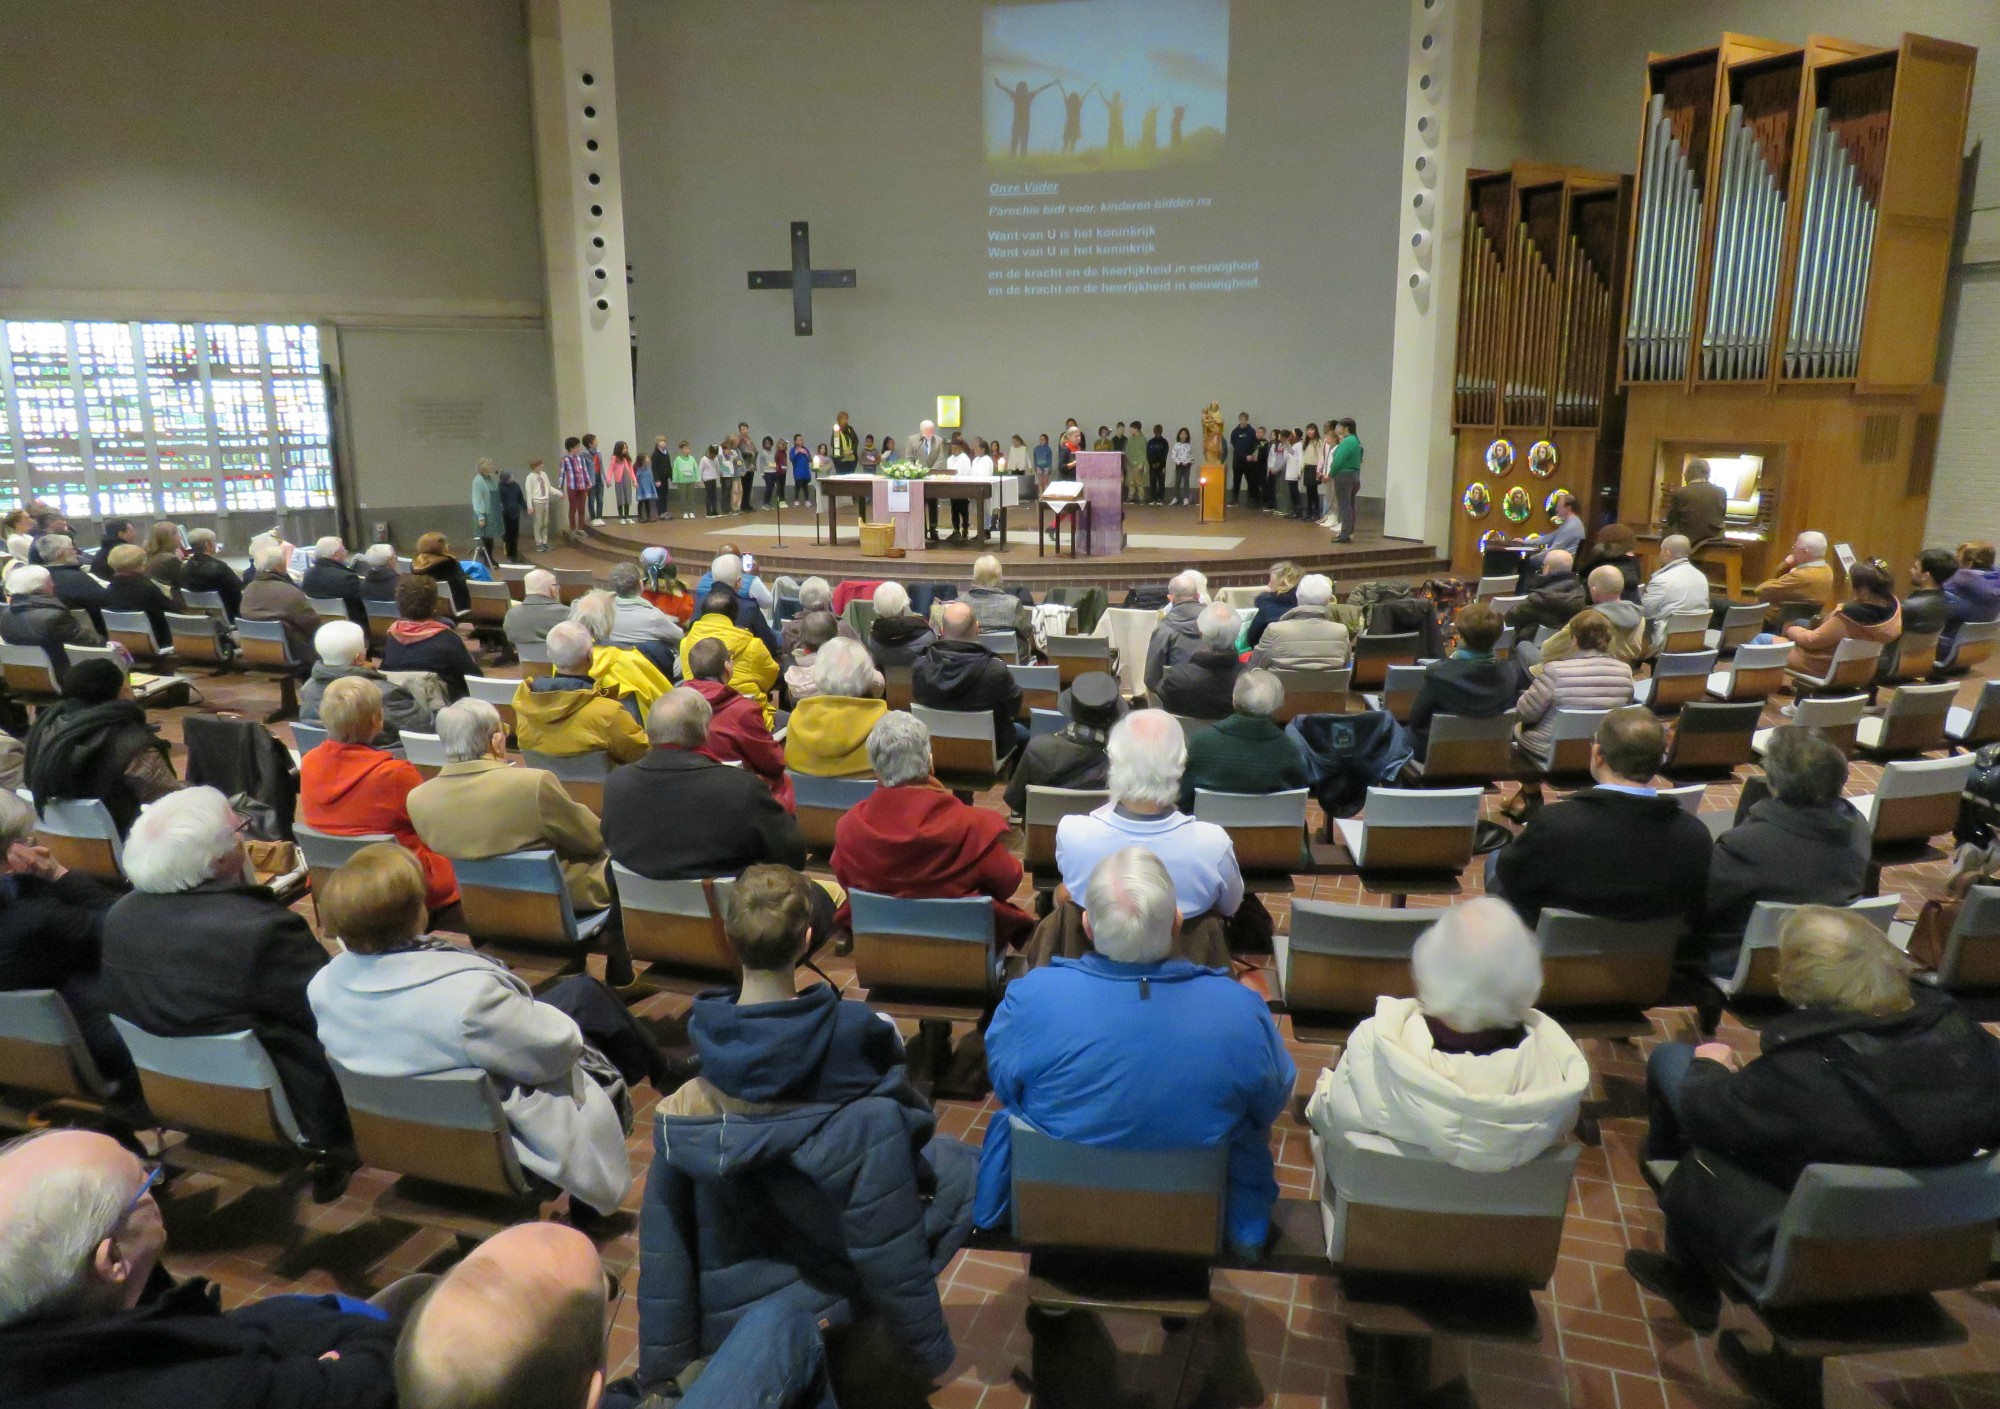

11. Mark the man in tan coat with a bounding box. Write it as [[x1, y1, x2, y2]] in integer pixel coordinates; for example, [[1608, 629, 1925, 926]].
[[408, 698, 625, 980], [1249, 572, 1351, 673], [1752, 530, 1836, 625]]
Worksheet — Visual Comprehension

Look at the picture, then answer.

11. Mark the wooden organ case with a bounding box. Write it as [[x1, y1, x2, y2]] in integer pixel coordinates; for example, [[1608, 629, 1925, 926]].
[[1448, 163, 1632, 576], [1615, 31, 1976, 587]]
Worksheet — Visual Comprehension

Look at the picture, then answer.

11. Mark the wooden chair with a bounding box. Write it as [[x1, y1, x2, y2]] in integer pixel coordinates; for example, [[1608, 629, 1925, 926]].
[[307, 596, 352, 632], [1855, 682, 1957, 758], [1408, 712, 1517, 787], [1365, 662, 1427, 722], [363, 596, 399, 648], [1270, 667, 1352, 723], [1487, 599, 1527, 627], [1754, 695, 1868, 759], [1330, 787, 1482, 906], [1705, 602, 1768, 654], [1878, 630, 1941, 685], [1276, 901, 1434, 1039], [328, 1061, 553, 1236], [1899, 884, 2000, 992], [234, 618, 303, 721], [466, 580, 513, 632], [0, 642, 64, 704], [496, 563, 532, 600], [1007, 662, 1059, 718], [451, 849, 615, 962], [521, 748, 611, 816], [979, 630, 1019, 663], [464, 675, 520, 733], [293, 823, 396, 922], [101, 610, 172, 666], [552, 567, 595, 604], [1713, 896, 1901, 1005], [288, 721, 329, 759], [1029, 706, 1063, 738], [110, 1020, 320, 1185], [1704, 640, 1789, 703], [1522, 708, 1611, 787], [1473, 575, 1517, 600], [881, 664, 913, 713], [911, 703, 1012, 794], [1945, 679, 2000, 751], [35, 799, 124, 882], [1350, 632, 1421, 691], [1533, 908, 1683, 1022], [1046, 633, 1111, 689], [1849, 755, 1976, 848], [1192, 788, 1309, 892], [790, 771, 875, 855], [1934, 618, 2000, 677], [1660, 609, 1712, 654], [1788, 637, 1883, 698], [179, 588, 232, 627], [0, 990, 115, 1129], [399, 730, 447, 779], [849, 890, 998, 1094], [515, 640, 554, 680], [167, 611, 233, 667], [1167, 712, 1217, 738], [609, 865, 740, 993], [1633, 650, 1718, 712], [1023, 785, 1107, 892], [1638, 1154, 2000, 1409], [1662, 701, 1763, 775]]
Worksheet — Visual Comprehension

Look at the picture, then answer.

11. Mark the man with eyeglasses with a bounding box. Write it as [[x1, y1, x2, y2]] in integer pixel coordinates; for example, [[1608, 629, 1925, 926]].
[[0, 1129, 402, 1408]]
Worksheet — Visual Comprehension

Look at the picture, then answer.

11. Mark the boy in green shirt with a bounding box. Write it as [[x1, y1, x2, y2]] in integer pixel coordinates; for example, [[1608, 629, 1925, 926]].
[[670, 441, 700, 520]]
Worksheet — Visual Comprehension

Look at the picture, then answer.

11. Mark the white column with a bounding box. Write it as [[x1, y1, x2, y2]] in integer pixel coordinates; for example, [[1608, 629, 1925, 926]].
[[527, 0, 635, 454], [1382, 0, 1483, 546]]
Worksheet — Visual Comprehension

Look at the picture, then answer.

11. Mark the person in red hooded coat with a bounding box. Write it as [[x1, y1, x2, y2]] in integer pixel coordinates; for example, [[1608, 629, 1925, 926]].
[[683, 637, 793, 812], [830, 712, 1033, 950]]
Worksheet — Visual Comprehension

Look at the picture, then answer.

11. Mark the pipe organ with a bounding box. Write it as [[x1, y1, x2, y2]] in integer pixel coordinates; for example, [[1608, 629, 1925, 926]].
[[1448, 163, 1630, 576], [1611, 30, 1974, 589]]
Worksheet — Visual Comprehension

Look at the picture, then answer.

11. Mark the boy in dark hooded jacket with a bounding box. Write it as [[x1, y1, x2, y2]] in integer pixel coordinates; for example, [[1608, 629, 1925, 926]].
[[636, 865, 975, 1395]]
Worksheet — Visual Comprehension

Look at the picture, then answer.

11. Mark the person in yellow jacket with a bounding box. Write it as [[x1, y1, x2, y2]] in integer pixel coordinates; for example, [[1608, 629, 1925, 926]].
[[782, 637, 889, 777], [509, 621, 649, 764], [678, 586, 780, 723], [570, 589, 672, 716]]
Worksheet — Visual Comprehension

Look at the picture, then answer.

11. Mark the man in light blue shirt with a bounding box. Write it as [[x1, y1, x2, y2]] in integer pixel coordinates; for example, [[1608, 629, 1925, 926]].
[[1055, 710, 1244, 920]]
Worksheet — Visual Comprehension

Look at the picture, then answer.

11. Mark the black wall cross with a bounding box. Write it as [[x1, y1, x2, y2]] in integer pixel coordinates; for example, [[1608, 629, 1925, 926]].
[[747, 221, 857, 336]]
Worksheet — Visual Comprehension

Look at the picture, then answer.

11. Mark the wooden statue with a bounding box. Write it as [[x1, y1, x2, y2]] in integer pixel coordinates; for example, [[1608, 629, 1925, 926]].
[[1201, 401, 1225, 465]]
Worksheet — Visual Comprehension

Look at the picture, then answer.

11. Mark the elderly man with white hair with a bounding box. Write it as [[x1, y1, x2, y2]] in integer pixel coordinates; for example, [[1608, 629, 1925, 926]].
[[1156, 601, 1245, 719], [1056, 709, 1243, 926], [1143, 569, 1209, 695], [301, 535, 367, 627], [0, 562, 107, 668], [510, 620, 648, 764], [974, 846, 1294, 1260], [36, 534, 111, 634], [298, 619, 434, 742], [830, 713, 1033, 949], [503, 566, 567, 645], [1250, 571, 1351, 672], [239, 538, 320, 669], [407, 700, 629, 987], [1178, 668, 1309, 810], [0, 1129, 404, 1404], [1530, 563, 1651, 667], [780, 574, 835, 657], [179, 526, 244, 617], [1306, 897, 1588, 1177], [99, 787, 357, 1189], [1640, 534, 1714, 631], [784, 636, 887, 777], [862, 579, 937, 670], [1751, 528, 1836, 625], [691, 551, 779, 656], [908, 418, 947, 472], [357, 541, 402, 602], [1504, 548, 1586, 643]]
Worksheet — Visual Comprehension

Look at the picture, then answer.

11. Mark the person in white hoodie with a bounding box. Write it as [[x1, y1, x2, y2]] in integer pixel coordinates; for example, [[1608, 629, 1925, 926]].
[[1306, 897, 1589, 1177]]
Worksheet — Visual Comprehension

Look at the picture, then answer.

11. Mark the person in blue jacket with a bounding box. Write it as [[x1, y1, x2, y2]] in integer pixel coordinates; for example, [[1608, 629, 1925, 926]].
[[974, 846, 1295, 1260], [636, 864, 976, 1394]]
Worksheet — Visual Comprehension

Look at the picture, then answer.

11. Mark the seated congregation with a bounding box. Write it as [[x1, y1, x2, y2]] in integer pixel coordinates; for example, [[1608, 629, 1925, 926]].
[[3, 521, 2000, 1408]]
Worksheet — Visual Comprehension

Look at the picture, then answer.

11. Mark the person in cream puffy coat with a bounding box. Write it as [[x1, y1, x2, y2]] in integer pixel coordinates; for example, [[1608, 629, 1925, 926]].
[[1307, 897, 1589, 1173]]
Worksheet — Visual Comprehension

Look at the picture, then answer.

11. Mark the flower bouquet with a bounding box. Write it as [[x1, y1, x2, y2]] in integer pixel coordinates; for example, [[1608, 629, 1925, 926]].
[[878, 459, 930, 480]]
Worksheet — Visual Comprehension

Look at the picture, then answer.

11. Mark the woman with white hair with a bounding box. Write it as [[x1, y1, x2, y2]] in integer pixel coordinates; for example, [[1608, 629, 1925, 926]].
[[98, 787, 357, 1188], [863, 580, 936, 670], [298, 618, 436, 742], [1249, 572, 1351, 672], [1306, 897, 1588, 1175], [1629, 905, 2000, 1330], [784, 636, 887, 777], [780, 575, 834, 657], [1155, 601, 1244, 720]]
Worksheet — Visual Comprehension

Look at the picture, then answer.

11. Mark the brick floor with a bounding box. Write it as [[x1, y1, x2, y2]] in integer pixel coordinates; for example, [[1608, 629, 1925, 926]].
[[127, 645, 2000, 1408]]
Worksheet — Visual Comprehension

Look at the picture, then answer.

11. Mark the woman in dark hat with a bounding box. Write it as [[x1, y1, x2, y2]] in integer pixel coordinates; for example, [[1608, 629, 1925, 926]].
[[1003, 670, 1125, 816]]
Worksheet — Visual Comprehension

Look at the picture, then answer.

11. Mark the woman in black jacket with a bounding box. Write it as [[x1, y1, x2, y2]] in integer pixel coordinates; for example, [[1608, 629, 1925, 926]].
[[410, 530, 470, 613], [100, 544, 175, 648], [379, 573, 478, 700], [24, 658, 179, 837], [1576, 521, 1643, 602], [1628, 905, 2000, 1330]]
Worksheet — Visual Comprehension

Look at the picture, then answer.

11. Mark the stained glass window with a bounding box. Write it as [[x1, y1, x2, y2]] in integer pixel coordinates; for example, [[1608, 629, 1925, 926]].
[[0, 320, 337, 517]]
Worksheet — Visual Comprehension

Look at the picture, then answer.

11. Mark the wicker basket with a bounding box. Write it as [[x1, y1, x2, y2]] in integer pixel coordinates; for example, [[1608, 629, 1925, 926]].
[[859, 522, 898, 558]]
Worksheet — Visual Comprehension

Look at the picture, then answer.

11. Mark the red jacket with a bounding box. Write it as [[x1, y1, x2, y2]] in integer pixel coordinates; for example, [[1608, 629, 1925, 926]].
[[830, 782, 1033, 949], [688, 677, 793, 812], [301, 740, 459, 911]]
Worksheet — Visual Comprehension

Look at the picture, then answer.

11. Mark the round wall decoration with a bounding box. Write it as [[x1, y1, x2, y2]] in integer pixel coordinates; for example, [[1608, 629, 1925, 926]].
[[1462, 481, 1492, 517]]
